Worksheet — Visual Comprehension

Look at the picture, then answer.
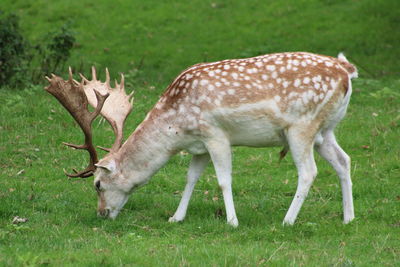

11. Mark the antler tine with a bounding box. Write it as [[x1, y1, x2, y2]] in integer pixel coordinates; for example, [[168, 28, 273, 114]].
[[91, 66, 97, 81], [79, 73, 89, 84], [91, 89, 110, 120], [68, 67, 80, 86], [128, 90, 135, 104], [105, 68, 110, 87], [68, 67, 74, 82], [119, 73, 125, 90]]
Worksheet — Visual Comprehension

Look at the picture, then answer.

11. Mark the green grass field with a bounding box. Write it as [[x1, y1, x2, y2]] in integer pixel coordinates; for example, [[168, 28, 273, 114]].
[[1, 0, 399, 266]]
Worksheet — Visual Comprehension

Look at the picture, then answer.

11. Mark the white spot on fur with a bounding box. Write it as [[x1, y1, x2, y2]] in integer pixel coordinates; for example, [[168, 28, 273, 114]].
[[167, 109, 176, 117], [294, 79, 301, 87], [283, 81, 289, 88], [192, 80, 199, 88], [303, 77, 310, 84], [330, 79, 338, 89], [155, 102, 164, 109], [200, 79, 209, 86], [267, 65, 276, 71], [178, 104, 186, 113], [255, 61, 263, 68], [227, 89, 235, 95]]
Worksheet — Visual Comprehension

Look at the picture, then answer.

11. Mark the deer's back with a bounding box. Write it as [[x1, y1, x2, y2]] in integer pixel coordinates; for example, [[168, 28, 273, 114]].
[[152, 52, 353, 147]]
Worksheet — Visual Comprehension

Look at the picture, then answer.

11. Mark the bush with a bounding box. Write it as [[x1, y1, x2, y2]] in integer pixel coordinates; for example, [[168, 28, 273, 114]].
[[0, 11, 29, 88], [31, 22, 76, 83], [0, 11, 76, 88]]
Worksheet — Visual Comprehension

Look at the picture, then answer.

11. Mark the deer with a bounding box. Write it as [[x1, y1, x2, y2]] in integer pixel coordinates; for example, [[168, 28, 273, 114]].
[[45, 52, 357, 227]]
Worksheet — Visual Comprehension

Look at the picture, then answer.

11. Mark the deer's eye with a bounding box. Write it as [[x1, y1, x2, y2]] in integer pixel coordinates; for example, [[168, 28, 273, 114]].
[[95, 180, 101, 191]]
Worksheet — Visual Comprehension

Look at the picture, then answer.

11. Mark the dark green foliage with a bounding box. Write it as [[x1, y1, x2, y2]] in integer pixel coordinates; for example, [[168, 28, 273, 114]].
[[0, 11, 76, 88], [30, 22, 76, 83], [0, 11, 28, 87]]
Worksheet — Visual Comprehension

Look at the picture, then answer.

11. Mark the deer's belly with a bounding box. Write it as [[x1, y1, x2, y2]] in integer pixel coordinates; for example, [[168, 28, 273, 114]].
[[204, 113, 285, 147], [225, 119, 284, 147], [203, 104, 287, 147]]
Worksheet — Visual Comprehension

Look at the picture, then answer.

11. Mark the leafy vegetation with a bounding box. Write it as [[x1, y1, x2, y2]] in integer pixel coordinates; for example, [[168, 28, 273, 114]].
[[0, 12, 29, 87], [0, 11, 76, 88], [0, 0, 399, 266]]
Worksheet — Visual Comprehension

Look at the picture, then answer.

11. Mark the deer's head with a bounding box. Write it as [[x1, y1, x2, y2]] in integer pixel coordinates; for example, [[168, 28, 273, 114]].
[[45, 67, 134, 218]]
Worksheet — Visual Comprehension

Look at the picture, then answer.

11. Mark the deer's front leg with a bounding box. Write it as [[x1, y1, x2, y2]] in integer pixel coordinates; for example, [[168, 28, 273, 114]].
[[205, 138, 238, 227], [283, 127, 318, 225], [169, 154, 210, 223]]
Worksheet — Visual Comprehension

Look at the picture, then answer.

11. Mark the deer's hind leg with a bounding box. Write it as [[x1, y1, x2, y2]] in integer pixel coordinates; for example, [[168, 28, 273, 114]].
[[315, 130, 354, 223]]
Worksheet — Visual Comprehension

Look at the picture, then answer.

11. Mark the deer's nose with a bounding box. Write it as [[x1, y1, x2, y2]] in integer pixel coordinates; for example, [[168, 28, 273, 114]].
[[98, 208, 110, 217]]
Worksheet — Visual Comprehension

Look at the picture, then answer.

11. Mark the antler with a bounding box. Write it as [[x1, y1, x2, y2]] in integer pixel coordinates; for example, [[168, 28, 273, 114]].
[[80, 67, 134, 152], [45, 68, 109, 177], [44, 67, 133, 178]]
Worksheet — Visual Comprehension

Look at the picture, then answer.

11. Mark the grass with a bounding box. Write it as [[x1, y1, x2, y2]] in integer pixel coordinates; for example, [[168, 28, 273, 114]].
[[3, 0, 400, 82], [1, 0, 400, 266]]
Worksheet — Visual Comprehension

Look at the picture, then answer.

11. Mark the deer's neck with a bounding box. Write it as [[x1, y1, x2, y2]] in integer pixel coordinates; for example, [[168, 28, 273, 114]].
[[116, 115, 180, 184]]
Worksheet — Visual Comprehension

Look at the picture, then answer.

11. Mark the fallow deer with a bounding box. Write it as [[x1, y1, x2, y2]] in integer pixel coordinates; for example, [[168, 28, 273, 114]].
[[45, 52, 357, 227]]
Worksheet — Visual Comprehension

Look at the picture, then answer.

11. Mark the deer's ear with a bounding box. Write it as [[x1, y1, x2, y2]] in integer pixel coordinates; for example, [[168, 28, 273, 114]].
[[95, 159, 116, 173]]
